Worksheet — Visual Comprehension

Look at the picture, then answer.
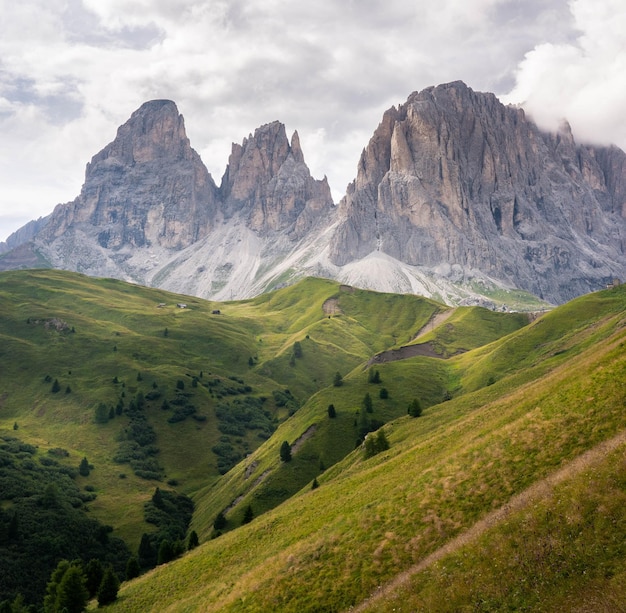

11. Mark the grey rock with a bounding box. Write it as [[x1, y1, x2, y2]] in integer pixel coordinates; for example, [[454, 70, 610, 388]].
[[329, 81, 626, 303]]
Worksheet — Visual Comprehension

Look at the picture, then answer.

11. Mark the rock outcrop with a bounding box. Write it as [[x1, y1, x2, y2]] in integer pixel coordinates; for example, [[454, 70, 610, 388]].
[[37, 100, 219, 254], [1, 83, 624, 306], [329, 81, 626, 303], [220, 121, 333, 238]]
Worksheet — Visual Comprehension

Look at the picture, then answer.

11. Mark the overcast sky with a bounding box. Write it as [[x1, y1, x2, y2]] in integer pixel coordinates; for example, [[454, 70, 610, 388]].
[[1, 0, 625, 242]]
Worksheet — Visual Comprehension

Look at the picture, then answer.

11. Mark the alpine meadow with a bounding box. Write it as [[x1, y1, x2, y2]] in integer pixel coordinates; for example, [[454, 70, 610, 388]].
[[1, 269, 625, 611]]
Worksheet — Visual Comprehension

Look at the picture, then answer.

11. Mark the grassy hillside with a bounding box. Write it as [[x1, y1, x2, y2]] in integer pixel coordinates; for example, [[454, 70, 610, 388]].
[[96, 284, 626, 612], [2, 270, 519, 552], [6, 269, 623, 611]]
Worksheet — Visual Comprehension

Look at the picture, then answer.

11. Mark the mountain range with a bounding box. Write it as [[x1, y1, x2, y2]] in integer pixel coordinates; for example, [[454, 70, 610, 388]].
[[1, 81, 625, 306]]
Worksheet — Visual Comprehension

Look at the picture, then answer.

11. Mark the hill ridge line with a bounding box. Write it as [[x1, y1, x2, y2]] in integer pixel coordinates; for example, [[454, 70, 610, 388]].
[[347, 427, 626, 612]]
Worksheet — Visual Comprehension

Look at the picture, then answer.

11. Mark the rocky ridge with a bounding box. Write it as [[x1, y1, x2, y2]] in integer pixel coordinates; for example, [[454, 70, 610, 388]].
[[329, 81, 626, 303], [1, 82, 624, 307]]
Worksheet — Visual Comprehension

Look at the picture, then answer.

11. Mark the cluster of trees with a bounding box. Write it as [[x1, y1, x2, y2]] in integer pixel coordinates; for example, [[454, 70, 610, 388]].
[[136, 487, 195, 570], [41, 558, 119, 612], [0, 436, 129, 609]]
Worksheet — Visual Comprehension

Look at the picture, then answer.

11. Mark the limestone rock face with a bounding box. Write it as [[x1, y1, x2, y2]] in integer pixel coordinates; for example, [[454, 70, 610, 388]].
[[38, 100, 219, 251], [219, 121, 333, 238], [329, 81, 626, 302]]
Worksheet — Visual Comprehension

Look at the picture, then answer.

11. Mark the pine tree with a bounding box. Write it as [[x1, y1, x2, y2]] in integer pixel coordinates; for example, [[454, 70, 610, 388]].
[[157, 539, 174, 565], [333, 371, 343, 387], [408, 398, 422, 417], [125, 556, 140, 580], [138, 533, 156, 569], [213, 511, 227, 531], [95, 403, 109, 424], [362, 392, 373, 413], [55, 565, 88, 613], [97, 566, 120, 606], [51, 379, 61, 393], [280, 441, 292, 462], [187, 530, 199, 550], [79, 457, 90, 477], [84, 558, 104, 598], [327, 403, 336, 418], [242, 505, 254, 525]]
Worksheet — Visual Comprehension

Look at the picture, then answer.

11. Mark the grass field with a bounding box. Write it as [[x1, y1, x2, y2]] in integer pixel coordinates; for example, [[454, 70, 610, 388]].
[[2, 269, 624, 611]]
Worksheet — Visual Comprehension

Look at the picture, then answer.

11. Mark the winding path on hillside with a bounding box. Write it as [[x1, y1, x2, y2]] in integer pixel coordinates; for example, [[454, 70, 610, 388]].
[[347, 428, 626, 613], [367, 309, 456, 365]]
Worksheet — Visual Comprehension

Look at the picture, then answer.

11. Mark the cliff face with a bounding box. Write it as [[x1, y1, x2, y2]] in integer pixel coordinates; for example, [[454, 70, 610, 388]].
[[2, 83, 625, 305], [219, 121, 333, 238], [38, 100, 219, 251], [329, 81, 626, 302]]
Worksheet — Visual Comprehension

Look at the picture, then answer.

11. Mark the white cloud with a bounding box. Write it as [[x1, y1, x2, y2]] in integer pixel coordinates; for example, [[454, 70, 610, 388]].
[[502, 0, 626, 148], [0, 0, 624, 242]]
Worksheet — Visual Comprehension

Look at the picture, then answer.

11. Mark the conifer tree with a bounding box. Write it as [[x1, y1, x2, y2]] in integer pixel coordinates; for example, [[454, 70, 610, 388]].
[[125, 556, 140, 580], [84, 558, 104, 598], [408, 398, 422, 417], [187, 530, 199, 550], [280, 441, 292, 462], [79, 457, 90, 477], [97, 566, 120, 606], [242, 505, 254, 525]]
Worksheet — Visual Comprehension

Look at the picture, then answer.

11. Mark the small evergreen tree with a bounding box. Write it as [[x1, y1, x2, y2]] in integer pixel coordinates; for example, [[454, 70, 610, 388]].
[[152, 487, 163, 507], [157, 539, 174, 565], [55, 564, 89, 613], [65, 385, 72, 394], [79, 457, 90, 477], [213, 511, 227, 531], [84, 558, 104, 599], [12, 421, 18, 430], [375, 429, 390, 452], [95, 403, 109, 424], [333, 371, 343, 387], [242, 505, 254, 525], [280, 441, 292, 462], [362, 392, 373, 413], [368, 369, 381, 383], [408, 398, 422, 417], [51, 379, 61, 393], [187, 530, 199, 550], [311, 478, 319, 490], [97, 566, 120, 607], [125, 556, 140, 580], [138, 533, 156, 569], [327, 403, 336, 418], [137, 372, 143, 382], [379, 387, 389, 399], [293, 341, 303, 358], [163, 328, 169, 337]]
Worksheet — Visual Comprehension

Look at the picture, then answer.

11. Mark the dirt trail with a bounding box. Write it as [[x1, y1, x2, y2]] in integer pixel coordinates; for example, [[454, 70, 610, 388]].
[[412, 309, 455, 342], [367, 309, 456, 366], [348, 428, 626, 612]]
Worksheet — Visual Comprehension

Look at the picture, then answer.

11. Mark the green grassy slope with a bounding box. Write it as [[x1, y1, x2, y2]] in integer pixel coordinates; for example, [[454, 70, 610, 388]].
[[3, 271, 520, 552], [100, 285, 626, 612]]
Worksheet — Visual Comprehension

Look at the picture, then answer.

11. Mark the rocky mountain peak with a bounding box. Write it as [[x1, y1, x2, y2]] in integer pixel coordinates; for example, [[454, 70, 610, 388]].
[[91, 99, 192, 167], [220, 121, 333, 236], [330, 81, 626, 303], [35, 98, 219, 253]]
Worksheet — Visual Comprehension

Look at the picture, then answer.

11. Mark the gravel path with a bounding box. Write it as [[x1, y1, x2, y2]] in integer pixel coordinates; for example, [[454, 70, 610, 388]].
[[348, 428, 626, 612]]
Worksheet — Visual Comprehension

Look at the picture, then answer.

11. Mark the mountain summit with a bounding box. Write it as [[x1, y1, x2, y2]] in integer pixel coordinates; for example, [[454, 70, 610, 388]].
[[1, 82, 624, 306], [330, 81, 626, 302]]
